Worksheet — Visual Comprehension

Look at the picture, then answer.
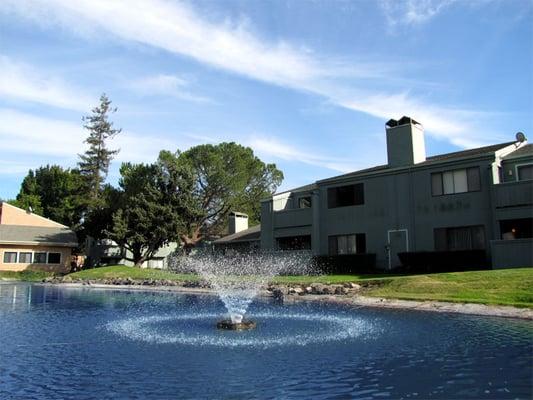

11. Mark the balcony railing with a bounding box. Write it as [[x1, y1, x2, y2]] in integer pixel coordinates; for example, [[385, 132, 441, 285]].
[[492, 180, 533, 208], [273, 207, 312, 228]]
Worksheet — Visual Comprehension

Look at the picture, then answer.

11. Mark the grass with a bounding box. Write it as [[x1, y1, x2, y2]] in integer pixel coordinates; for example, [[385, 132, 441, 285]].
[[68, 265, 199, 282], [364, 268, 533, 308], [0, 270, 55, 282], [7, 264, 531, 308]]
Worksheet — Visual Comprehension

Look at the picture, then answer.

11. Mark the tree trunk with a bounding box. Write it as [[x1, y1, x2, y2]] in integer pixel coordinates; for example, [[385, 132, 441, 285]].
[[180, 226, 202, 253]]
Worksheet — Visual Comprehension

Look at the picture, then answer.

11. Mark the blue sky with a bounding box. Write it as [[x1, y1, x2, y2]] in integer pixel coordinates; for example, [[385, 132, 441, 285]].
[[0, 0, 531, 199]]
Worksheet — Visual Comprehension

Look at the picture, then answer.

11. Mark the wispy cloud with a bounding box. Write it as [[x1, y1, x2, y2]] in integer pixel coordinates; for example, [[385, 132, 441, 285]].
[[247, 136, 359, 173], [128, 74, 212, 103], [0, 55, 94, 111], [378, 0, 457, 27], [0, 108, 181, 168], [0, 0, 503, 148]]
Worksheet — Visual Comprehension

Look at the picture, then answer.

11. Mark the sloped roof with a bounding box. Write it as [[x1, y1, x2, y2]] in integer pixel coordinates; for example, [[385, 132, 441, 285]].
[[424, 141, 516, 163], [0, 225, 78, 246], [318, 141, 516, 184], [213, 225, 261, 244]]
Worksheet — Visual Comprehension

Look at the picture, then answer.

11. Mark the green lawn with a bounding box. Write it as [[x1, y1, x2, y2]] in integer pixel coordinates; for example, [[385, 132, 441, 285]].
[[4, 265, 532, 308], [68, 265, 199, 282], [364, 268, 533, 308], [0, 270, 55, 282]]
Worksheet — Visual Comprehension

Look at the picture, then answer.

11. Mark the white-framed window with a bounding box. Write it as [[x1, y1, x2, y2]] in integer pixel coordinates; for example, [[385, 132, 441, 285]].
[[18, 252, 33, 263], [516, 163, 533, 181], [3, 252, 17, 263], [34, 252, 47, 264], [47, 252, 61, 264], [431, 167, 481, 196]]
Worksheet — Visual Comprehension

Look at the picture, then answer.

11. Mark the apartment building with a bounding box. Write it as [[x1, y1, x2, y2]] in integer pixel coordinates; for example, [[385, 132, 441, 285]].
[[260, 117, 532, 270]]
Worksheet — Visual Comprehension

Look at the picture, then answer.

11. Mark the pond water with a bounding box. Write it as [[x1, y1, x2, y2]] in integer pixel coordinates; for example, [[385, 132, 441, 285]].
[[0, 283, 531, 399]]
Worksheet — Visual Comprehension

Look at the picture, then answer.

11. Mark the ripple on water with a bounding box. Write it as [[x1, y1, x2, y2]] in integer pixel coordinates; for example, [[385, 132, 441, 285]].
[[106, 311, 378, 348]]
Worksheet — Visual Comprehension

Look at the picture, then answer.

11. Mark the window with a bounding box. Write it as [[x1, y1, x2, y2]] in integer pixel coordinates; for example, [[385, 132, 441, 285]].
[[19, 252, 32, 263], [329, 234, 366, 255], [276, 235, 311, 250], [500, 218, 533, 239], [47, 252, 61, 264], [298, 196, 312, 209], [517, 164, 533, 181], [3, 252, 17, 263], [431, 167, 481, 196], [34, 252, 47, 263], [328, 183, 364, 208], [434, 225, 485, 251]]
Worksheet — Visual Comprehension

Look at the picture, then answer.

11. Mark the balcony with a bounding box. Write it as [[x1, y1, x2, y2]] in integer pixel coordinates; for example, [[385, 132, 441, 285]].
[[273, 207, 312, 228], [493, 180, 533, 209]]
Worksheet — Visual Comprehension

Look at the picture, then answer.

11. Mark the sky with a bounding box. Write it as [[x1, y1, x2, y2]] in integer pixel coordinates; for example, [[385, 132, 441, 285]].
[[0, 0, 532, 199]]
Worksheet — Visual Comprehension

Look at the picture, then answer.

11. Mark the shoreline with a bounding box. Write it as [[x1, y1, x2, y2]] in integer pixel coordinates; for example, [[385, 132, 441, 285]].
[[20, 281, 533, 320]]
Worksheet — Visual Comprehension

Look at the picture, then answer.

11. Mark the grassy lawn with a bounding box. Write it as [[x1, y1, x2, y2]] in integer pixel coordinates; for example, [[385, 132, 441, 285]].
[[0, 270, 55, 282], [7, 265, 531, 308], [364, 268, 533, 308]]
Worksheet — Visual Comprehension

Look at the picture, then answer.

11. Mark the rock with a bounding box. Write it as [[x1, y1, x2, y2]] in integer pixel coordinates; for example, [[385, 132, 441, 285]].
[[293, 287, 304, 295], [305, 286, 313, 294], [272, 288, 285, 301], [350, 283, 362, 290], [334, 286, 347, 295], [62, 276, 72, 283], [321, 286, 333, 295]]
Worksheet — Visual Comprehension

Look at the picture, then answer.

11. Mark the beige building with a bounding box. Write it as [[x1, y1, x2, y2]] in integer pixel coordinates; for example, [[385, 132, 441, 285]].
[[0, 202, 78, 273]]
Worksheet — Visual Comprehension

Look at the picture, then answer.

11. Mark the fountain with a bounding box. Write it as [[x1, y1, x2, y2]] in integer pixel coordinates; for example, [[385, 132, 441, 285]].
[[172, 251, 313, 330]]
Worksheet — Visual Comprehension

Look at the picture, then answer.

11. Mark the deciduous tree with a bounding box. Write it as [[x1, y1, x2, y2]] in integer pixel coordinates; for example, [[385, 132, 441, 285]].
[[158, 142, 283, 250]]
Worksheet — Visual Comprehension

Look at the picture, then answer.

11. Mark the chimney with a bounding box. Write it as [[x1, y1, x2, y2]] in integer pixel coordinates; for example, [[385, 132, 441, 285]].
[[228, 212, 249, 234], [385, 116, 426, 167]]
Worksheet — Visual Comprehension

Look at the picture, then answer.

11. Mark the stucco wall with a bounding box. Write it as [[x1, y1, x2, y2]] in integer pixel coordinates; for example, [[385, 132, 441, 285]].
[[0, 203, 65, 228], [0, 245, 72, 272]]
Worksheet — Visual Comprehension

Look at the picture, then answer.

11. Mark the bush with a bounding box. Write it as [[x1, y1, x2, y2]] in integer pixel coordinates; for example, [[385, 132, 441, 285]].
[[397, 250, 488, 273], [313, 253, 377, 274]]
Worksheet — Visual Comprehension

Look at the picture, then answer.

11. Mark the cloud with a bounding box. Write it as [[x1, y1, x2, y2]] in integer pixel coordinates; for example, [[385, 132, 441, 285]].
[[247, 136, 359, 173], [0, 0, 502, 147], [378, 0, 457, 27], [128, 74, 212, 103], [0, 55, 94, 111], [0, 108, 182, 168]]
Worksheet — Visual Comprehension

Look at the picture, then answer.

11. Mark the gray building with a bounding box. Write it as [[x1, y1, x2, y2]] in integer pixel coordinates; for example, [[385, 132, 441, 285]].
[[260, 117, 532, 270], [213, 212, 261, 252]]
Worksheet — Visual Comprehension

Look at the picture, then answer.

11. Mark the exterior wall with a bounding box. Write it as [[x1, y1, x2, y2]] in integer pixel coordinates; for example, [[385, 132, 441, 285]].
[[0, 244, 72, 272], [490, 239, 533, 269], [316, 157, 495, 268], [0, 203, 65, 227], [501, 155, 533, 183]]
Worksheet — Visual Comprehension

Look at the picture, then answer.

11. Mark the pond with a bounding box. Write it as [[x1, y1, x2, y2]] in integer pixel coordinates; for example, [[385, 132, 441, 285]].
[[0, 283, 531, 399]]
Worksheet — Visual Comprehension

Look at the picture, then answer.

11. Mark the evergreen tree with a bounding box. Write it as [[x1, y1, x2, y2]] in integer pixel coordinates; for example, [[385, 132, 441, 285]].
[[11, 165, 84, 227], [78, 94, 121, 205]]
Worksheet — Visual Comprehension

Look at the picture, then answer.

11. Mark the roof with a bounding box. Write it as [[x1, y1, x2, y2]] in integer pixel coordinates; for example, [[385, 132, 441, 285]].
[[273, 183, 317, 197], [0, 225, 78, 246], [502, 143, 532, 160], [213, 225, 261, 244], [318, 141, 517, 185], [424, 141, 516, 164]]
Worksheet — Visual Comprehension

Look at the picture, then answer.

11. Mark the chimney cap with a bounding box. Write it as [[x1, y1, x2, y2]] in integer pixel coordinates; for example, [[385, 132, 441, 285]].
[[385, 119, 398, 128], [398, 116, 421, 127]]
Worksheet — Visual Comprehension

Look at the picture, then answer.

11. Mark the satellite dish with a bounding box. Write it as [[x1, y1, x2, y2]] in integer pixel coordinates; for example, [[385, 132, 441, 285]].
[[516, 132, 526, 142]]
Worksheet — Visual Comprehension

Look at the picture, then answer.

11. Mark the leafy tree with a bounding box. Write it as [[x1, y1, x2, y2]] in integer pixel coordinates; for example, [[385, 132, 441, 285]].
[[78, 94, 121, 205], [158, 142, 283, 250], [11, 165, 85, 227], [106, 162, 197, 267]]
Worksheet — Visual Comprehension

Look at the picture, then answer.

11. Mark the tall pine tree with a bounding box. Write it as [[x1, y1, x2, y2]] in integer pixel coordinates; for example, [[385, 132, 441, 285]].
[[78, 94, 121, 206]]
